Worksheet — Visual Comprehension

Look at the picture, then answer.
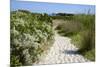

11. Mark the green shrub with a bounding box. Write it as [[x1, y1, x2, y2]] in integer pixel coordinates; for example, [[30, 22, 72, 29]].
[[72, 14, 95, 30], [10, 10, 54, 66], [10, 55, 22, 66], [84, 48, 95, 61], [79, 30, 94, 51], [56, 14, 95, 61], [56, 20, 82, 36], [72, 15, 95, 52], [71, 15, 95, 61]]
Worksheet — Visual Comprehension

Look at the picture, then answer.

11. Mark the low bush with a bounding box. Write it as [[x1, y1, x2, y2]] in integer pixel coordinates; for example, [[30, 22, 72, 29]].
[[78, 30, 95, 52], [84, 48, 95, 61], [56, 20, 82, 36], [56, 14, 95, 61], [10, 10, 54, 66]]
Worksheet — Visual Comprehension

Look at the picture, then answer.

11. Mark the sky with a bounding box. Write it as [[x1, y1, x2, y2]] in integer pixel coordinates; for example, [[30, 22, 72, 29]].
[[11, 0, 95, 14]]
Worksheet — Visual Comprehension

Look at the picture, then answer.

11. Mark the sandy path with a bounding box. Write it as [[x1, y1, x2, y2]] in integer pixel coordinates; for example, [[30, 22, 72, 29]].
[[33, 32, 89, 65]]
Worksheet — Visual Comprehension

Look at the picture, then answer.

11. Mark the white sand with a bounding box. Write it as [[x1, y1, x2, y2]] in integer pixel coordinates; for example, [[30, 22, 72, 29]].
[[33, 32, 89, 65]]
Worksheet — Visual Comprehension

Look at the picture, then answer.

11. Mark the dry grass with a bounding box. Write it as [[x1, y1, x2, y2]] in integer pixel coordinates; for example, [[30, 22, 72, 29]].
[[54, 14, 95, 61]]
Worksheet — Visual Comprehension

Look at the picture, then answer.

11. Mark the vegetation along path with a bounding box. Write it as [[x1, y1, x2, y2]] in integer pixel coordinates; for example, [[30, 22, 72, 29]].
[[33, 31, 90, 65]]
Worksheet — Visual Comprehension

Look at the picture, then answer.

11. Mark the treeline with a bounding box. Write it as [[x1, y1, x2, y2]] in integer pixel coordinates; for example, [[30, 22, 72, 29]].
[[50, 13, 74, 20]]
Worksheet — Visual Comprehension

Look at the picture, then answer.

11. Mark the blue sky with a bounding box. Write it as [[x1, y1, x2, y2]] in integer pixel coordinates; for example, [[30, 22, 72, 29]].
[[11, 0, 95, 14]]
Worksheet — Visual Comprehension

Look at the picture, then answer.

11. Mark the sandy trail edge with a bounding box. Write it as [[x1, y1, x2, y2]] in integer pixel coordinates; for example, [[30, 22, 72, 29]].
[[33, 32, 90, 65]]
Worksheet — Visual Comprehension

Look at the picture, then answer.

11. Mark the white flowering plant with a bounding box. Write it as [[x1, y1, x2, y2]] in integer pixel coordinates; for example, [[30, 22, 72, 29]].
[[10, 10, 54, 66]]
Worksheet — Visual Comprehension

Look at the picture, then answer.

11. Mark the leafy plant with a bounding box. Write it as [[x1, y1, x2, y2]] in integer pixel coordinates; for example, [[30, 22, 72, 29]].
[[10, 10, 54, 66]]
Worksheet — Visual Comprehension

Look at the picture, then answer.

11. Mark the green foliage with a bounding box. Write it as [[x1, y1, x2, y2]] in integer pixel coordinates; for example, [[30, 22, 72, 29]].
[[10, 10, 54, 66], [10, 55, 22, 67], [70, 33, 81, 47], [84, 48, 95, 61], [56, 20, 82, 36], [78, 30, 95, 52], [72, 14, 95, 30], [56, 14, 95, 61]]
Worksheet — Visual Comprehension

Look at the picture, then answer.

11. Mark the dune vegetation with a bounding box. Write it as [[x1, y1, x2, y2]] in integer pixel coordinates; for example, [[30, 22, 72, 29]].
[[55, 14, 95, 61], [10, 10, 54, 66], [10, 9, 95, 66]]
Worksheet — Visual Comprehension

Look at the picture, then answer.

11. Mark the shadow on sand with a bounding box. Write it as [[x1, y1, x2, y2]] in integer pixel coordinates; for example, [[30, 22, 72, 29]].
[[62, 50, 80, 55]]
